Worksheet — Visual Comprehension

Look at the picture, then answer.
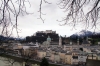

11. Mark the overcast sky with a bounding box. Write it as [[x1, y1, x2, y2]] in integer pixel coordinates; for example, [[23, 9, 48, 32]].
[[11, 0, 100, 38]]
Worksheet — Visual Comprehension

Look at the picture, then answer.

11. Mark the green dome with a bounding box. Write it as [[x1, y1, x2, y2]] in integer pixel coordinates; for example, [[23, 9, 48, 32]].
[[47, 36, 51, 42]]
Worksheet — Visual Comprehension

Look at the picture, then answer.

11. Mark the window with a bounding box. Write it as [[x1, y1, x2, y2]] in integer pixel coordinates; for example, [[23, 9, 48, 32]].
[[73, 56, 78, 59]]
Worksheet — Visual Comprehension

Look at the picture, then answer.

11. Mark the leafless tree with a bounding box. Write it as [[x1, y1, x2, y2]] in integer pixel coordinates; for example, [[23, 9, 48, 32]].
[[58, 0, 100, 30], [38, 0, 51, 23], [0, 0, 51, 37], [0, 0, 32, 37], [1, 0, 100, 36]]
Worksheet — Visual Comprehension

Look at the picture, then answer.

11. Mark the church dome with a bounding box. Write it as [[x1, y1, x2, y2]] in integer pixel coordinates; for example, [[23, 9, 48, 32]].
[[47, 36, 51, 42]]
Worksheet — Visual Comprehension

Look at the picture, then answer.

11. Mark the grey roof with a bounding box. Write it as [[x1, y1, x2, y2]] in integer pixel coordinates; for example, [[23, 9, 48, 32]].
[[97, 54, 100, 56], [72, 50, 82, 53], [65, 52, 72, 55], [50, 41, 59, 45], [38, 49, 46, 52], [64, 44, 72, 46], [50, 44, 58, 45], [82, 40, 90, 44], [54, 50, 60, 52], [88, 54, 97, 56], [54, 53, 59, 55], [78, 53, 88, 56], [60, 50, 66, 53]]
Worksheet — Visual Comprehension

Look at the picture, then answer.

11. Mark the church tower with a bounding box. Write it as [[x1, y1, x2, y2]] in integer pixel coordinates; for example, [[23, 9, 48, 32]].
[[77, 37, 79, 45], [59, 36, 62, 46], [86, 36, 88, 41]]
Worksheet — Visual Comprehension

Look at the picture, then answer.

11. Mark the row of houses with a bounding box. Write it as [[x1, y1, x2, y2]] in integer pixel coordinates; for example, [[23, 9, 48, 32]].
[[1, 40, 100, 65]]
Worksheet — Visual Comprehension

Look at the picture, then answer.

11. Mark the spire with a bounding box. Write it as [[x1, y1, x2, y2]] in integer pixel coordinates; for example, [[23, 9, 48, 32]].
[[59, 36, 62, 46], [77, 36, 79, 45], [86, 36, 88, 41]]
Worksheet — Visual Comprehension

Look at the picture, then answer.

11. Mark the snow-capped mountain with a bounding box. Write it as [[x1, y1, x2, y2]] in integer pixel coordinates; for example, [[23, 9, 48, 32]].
[[70, 30, 94, 37], [76, 30, 93, 36]]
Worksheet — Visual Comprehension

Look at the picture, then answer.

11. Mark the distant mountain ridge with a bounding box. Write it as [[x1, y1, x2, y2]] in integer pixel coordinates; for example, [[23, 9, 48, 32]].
[[76, 30, 93, 36], [0, 35, 24, 42], [70, 30, 100, 38]]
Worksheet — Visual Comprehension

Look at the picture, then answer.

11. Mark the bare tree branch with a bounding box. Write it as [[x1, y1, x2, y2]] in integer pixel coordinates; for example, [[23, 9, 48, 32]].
[[38, 0, 51, 23], [58, 0, 100, 30], [0, 0, 32, 37]]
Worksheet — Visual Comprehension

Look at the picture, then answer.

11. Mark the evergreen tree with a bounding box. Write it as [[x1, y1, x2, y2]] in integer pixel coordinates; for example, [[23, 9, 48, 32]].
[[40, 57, 49, 66]]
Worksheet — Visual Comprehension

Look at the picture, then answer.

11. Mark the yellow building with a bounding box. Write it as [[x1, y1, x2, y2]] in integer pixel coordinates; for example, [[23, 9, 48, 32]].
[[87, 53, 97, 60], [97, 54, 100, 60], [22, 48, 37, 58], [59, 51, 66, 63], [37, 50, 46, 59], [17, 44, 23, 49], [65, 53, 72, 64], [23, 49, 30, 56], [50, 52, 60, 63]]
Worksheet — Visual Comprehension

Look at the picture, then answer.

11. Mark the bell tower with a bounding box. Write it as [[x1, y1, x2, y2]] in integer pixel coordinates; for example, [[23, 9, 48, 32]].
[[77, 37, 79, 45], [59, 36, 62, 46]]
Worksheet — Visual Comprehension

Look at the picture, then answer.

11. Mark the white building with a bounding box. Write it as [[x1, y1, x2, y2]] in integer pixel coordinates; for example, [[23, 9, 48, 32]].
[[72, 56, 79, 65], [78, 54, 87, 63], [50, 53, 60, 63], [45, 30, 56, 33]]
